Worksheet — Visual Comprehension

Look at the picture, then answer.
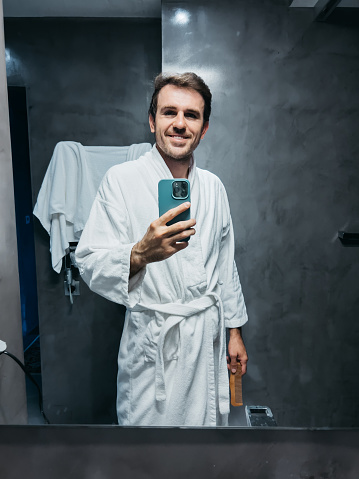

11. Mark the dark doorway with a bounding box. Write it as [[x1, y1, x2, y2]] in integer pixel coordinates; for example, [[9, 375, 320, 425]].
[[8, 86, 40, 360]]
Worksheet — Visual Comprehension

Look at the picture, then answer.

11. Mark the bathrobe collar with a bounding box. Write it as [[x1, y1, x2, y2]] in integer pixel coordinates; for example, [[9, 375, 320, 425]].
[[151, 144, 197, 186]]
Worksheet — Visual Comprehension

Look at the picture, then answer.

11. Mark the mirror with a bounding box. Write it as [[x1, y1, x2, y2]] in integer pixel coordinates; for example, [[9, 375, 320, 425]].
[[3, 0, 359, 427]]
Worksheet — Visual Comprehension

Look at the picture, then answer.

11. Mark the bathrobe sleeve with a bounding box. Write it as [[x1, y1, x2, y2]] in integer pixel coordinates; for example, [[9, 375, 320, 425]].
[[75, 169, 146, 308], [218, 183, 248, 329]]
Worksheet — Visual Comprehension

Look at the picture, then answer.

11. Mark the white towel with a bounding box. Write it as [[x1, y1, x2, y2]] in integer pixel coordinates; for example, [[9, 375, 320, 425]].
[[33, 141, 152, 272]]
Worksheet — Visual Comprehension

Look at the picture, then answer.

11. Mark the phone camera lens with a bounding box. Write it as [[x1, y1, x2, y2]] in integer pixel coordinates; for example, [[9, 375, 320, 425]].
[[173, 182, 181, 197], [172, 180, 188, 198]]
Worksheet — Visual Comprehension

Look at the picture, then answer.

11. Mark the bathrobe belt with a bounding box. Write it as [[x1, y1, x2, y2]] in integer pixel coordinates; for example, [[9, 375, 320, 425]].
[[131, 292, 230, 416]]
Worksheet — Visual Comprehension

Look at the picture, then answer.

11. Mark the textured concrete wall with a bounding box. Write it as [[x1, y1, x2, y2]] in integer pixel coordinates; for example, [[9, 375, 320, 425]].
[[163, 0, 359, 427], [5, 18, 161, 424], [0, 0, 27, 424]]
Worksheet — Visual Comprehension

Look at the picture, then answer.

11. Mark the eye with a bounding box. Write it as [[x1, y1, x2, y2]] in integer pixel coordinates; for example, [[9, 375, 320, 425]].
[[163, 110, 176, 116], [185, 112, 199, 119]]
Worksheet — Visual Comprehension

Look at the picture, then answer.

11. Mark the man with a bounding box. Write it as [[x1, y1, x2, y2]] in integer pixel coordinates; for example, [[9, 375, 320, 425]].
[[75, 72, 248, 427]]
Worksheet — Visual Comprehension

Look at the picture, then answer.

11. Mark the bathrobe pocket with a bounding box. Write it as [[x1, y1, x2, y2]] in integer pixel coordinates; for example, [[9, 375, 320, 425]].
[[142, 312, 180, 362]]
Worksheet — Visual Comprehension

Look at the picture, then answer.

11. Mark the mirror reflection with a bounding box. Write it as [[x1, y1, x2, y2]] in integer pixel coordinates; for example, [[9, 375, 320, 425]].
[[3, 0, 359, 427]]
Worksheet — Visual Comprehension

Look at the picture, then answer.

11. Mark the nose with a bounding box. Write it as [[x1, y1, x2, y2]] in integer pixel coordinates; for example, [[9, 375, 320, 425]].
[[173, 112, 185, 130]]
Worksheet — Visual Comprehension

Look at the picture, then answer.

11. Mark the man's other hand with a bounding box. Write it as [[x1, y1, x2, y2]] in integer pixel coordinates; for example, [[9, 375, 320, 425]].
[[130, 202, 195, 277], [227, 327, 248, 376]]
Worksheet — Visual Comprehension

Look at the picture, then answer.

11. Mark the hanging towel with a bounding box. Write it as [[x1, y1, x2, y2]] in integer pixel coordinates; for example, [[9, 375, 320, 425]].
[[33, 141, 152, 272]]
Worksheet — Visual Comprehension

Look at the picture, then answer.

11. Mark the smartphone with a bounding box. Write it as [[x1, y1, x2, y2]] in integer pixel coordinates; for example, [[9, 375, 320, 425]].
[[158, 179, 191, 241]]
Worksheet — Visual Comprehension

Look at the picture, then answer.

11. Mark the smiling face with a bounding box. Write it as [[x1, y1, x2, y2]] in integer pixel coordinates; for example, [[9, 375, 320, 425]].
[[149, 84, 209, 164]]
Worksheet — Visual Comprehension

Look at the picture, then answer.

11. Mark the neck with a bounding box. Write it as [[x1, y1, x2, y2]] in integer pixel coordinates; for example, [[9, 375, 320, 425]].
[[156, 145, 191, 179]]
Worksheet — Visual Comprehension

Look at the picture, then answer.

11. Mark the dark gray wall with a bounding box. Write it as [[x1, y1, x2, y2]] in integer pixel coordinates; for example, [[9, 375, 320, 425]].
[[5, 18, 161, 424], [163, 0, 359, 427], [0, 0, 27, 425]]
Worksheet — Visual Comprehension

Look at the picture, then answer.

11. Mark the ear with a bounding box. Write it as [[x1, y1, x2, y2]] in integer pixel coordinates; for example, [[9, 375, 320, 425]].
[[200, 121, 209, 140], [149, 114, 156, 133]]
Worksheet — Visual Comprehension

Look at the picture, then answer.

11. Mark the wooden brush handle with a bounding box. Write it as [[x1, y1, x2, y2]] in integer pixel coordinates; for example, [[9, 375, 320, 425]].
[[229, 362, 243, 407]]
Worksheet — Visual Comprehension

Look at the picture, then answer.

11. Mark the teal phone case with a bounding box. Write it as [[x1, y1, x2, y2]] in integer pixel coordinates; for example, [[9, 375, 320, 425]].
[[158, 179, 191, 227]]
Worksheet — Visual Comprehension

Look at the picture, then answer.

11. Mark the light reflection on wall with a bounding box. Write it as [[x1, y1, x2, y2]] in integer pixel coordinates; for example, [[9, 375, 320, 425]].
[[163, 64, 224, 92], [171, 8, 191, 25], [4, 46, 24, 84], [167, 8, 223, 90]]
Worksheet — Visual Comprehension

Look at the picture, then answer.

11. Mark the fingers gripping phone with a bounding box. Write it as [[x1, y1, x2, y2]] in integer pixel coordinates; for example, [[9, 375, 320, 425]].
[[158, 179, 191, 242]]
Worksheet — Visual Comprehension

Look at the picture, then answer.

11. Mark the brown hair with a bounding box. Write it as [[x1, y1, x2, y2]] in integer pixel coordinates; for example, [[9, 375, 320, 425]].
[[148, 72, 212, 123]]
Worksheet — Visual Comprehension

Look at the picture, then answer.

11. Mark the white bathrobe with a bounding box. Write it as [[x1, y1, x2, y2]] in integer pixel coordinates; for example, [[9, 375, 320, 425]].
[[75, 145, 248, 427]]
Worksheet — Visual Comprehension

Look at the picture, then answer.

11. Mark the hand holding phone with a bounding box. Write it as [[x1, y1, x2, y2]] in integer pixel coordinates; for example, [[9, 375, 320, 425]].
[[130, 183, 195, 276]]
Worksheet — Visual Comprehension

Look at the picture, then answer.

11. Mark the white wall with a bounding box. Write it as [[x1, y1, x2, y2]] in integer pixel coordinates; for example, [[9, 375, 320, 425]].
[[0, 0, 27, 424]]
